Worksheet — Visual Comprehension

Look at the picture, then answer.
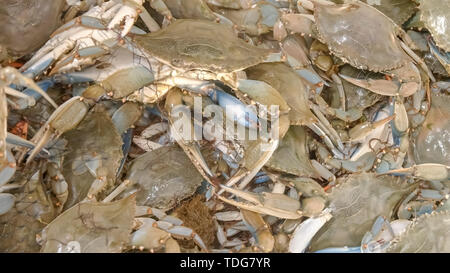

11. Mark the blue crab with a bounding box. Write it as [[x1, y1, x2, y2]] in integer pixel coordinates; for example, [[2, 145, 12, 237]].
[[290, 0, 435, 97], [387, 211, 450, 253], [408, 0, 450, 53], [120, 145, 204, 210], [307, 172, 416, 252]]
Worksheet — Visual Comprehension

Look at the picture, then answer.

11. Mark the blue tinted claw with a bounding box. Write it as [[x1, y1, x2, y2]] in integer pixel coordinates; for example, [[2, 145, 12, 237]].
[[208, 88, 259, 129]]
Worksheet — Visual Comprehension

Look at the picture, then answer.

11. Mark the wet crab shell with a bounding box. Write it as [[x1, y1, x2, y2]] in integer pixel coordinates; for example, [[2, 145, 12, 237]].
[[387, 211, 450, 253], [122, 145, 204, 210], [313, 1, 411, 72], [61, 107, 124, 209], [308, 172, 416, 252], [413, 92, 450, 166], [417, 0, 450, 52], [0, 0, 65, 62], [332, 0, 417, 26], [133, 19, 272, 73]]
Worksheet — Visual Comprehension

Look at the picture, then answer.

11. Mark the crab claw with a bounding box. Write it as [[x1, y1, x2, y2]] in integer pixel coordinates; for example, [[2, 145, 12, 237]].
[[208, 87, 259, 130], [182, 141, 215, 179], [49, 45, 110, 75], [25, 96, 89, 164], [6, 133, 50, 157], [297, 68, 328, 94], [21, 40, 77, 78], [165, 226, 208, 252], [217, 185, 302, 219], [381, 163, 450, 181], [2, 67, 58, 108], [289, 209, 333, 253], [348, 115, 395, 143], [21, 0, 149, 78], [134, 210, 208, 252], [164, 89, 216, 186], [339, 74, 400, 96], [20, 14, 116, 76], [339, 73, 420, 97], [107, 1, 141, 37]]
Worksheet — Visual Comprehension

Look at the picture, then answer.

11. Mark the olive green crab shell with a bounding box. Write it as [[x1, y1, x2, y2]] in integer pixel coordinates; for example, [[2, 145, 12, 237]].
[[133, 19, 272, 73], [314, 2, 410, 72]]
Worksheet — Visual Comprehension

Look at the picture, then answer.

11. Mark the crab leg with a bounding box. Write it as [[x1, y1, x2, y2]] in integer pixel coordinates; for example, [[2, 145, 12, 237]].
[[131, 222, 171, 251], [2, 67, 57, 108], [159, 77, 260, 129], [0, 79, 11, 186], [399, 40, 435, 82], [0, 88, 7, 167], [4, 86, 35, 108], [308, 123, 344, 159], [218, 185, 303, 219], [168, 117, 215, 180], [6, 133, 49, 155], [25, 96, 89, 164], [350, 104, 392, 161], [393, 96, 409, 134], [314, 94, 363, 123], [1, 67, 56, 185], [50, 46, 111, 75], [239, 144, 279, 188], [134, 215, 208, 251], [296, 68, 327, 94], [289, 208, 333, 253], [331, 73, 346, 111], [149, 0, 174, 20], [108, 1, 141, 37], [21, 0, 154, 78], [165, 89, 216, 184], [315, 140, 376, 172], [241, 209, 274, 253], [340, 61, 423, 97], [315, 247, 361, 253], [100, 179, 132, 203], [166, 226, 208, 252], [348, 115, 395, 143], [339, 73, 403, 97], [21, 16, 115, 76], [217, 139, 279, 194], [381, 163, 450, 181], [310, 103, 344, 150]]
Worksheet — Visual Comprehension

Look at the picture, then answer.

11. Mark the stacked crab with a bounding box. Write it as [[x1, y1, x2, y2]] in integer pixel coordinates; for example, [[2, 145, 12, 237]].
[[0, 0, 449, 253]]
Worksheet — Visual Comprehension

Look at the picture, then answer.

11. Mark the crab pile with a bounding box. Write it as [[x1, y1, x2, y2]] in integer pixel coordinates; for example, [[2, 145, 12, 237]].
[[0, 0, 449, 253]]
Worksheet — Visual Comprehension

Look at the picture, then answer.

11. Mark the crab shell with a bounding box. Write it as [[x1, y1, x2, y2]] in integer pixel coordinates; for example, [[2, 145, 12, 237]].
[[417, 0, 450, 52], [313, 1, 411, 72], [133, 19, 272, 74], [308, 172, 416, 252], [0, 0, 65, 62], [332, 0, 417, 26], [413, 92, 450, 166], [387, 211, 450, 253], [122, 145, 204, 210]]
